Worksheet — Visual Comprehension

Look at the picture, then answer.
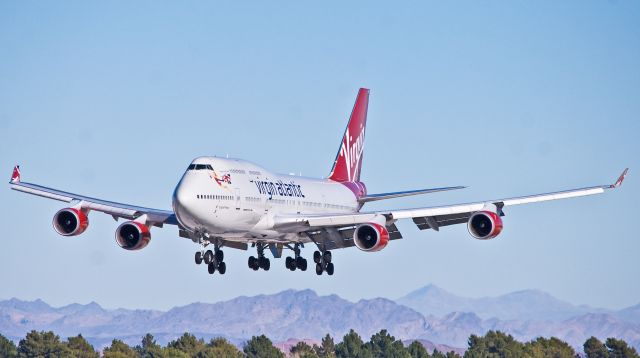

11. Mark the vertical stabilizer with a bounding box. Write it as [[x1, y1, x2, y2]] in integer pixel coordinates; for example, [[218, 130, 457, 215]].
[[328, 88, 369, 182]]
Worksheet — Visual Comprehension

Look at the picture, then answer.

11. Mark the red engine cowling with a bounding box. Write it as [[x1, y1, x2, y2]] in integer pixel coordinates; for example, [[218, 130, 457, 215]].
[[353, 223, 390, 252], [115, 221, 151, 250], [52, 208, 89, 236], [467, 211, 503, 240]]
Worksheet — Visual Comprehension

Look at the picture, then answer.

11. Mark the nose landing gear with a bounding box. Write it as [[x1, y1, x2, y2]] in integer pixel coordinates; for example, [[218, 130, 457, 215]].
[[195, 239, 226, 275]]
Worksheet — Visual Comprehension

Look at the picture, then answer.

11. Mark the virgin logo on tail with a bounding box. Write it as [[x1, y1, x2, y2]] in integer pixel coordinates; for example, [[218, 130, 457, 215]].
[[328, 88, 369, 183], [339, 127, 366, 182]]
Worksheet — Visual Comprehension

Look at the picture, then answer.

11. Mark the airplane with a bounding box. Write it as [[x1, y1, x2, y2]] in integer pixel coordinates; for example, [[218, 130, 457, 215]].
[[8, 88, 628, 277]]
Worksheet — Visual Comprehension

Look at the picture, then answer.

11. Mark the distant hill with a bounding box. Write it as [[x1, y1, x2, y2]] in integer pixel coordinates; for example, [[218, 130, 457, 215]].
[[1, 287, 639, 352], [397, 284, 602, 321]]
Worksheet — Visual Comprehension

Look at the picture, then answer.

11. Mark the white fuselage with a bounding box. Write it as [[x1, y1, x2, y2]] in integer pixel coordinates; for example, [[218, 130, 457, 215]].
[[172, 157, 359, 243]]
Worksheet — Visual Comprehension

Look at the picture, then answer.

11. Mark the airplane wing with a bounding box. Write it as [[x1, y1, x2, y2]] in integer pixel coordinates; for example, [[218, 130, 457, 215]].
[[274, 169, 628, 249], [8, 166, 178, 227], [358, 185, 466, 203]]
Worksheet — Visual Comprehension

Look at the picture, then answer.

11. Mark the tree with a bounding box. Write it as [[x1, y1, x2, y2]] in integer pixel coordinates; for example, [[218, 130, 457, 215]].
[[291, 341, 320, 358], [524, 337, 576, 358], [102, 339, 138, 358], [318, 334, 336, 358], [243, 335, 284, 358], [0, 334, 17, 358], [66, 334, 99, 358], [584, 337, 609, 358], [136, 333, 164, 358], [167, 333, 206, 355], [196, 337, 243, 358], [464, 331, 525, 358], [432, 349, 461, 358], [364, 329, 410, 358], [406, 341, 430, 358], [336, 329, 367, 358], [605, 337, 640, 358], [17, 330, 70, 357]]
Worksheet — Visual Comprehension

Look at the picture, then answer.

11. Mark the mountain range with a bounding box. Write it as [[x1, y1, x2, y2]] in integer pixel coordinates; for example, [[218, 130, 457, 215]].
[[1, 285, 639, 353]]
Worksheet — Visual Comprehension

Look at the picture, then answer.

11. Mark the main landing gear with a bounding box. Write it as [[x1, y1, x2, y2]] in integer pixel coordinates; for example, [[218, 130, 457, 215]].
[[195, 246, 226, 275], [314, 250, 334, 276], [285, 244, 307, 271], [248, 243, 270, 271]]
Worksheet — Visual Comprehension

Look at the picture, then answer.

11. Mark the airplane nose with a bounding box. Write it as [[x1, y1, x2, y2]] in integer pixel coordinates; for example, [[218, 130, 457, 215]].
[[172, 181, 194, 227]]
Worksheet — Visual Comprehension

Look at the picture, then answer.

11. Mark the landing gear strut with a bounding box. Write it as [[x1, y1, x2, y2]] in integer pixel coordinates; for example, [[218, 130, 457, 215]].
[[248, 243, 270, 271], [314, 249, 334, 276], [285, 244, 307, 271], [195, 242, 226, 275]]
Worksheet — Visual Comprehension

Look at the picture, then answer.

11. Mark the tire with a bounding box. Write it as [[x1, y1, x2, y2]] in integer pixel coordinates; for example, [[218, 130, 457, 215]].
[[195, 252, 203, 265], [218, 262, 226, 275], [263, 258, 271, 271], [300, 258, 308, 271], [208, 263, 216, 274], [204, 250, 214, 265], [296, 256, 305, 269], [313, 251, 321, 264], [285, 257, 294, 270], [248, 256, 257, 269], [315, 263, 323, 275], [323, 251, 332, 263], [215, 250, 224, 263], [326, 262, 334, 276]]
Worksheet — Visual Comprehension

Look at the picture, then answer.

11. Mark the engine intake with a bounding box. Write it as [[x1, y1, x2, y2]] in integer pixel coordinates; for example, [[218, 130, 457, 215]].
[[52, 208, 89, 236], [353, 223, 389, 252], [115, 221, 151, 250], [467, 211, 503, 240]]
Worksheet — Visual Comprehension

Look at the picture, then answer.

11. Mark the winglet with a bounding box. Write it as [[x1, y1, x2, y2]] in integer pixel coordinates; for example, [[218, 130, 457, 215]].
[[10, 165, 20, 183], [611, 168, 628, 188]]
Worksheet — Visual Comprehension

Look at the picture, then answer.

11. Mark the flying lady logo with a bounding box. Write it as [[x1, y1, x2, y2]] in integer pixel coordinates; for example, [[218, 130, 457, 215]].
[[339, 126, 365, 181], [210, 171, 232, 189]]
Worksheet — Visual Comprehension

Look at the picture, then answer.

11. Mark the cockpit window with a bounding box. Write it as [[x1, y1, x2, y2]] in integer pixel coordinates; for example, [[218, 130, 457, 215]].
[[188, 164, 214, 171]]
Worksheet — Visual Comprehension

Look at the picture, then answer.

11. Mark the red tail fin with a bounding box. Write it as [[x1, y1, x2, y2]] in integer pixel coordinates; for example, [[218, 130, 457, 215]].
[[328, 88, 369, 182]]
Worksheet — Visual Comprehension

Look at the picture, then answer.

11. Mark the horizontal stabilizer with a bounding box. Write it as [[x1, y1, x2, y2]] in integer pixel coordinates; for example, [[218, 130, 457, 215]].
[[358, 186, 465, 203]]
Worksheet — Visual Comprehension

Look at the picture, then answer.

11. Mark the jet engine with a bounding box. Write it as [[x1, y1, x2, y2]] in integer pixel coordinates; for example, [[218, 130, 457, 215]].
[[467, 211, 503, 240], [115, 221, 151, 250], [52, 208, 89, 236], [353, 223, 389, 252]]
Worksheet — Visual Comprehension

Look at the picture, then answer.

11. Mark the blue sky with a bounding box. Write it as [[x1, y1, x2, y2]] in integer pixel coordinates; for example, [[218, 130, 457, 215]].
[[1, 1, 638, 311]]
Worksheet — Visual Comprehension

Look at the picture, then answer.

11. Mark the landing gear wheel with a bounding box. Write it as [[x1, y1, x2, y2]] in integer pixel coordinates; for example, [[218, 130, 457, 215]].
[[215, 250, 224, 263], [315, 263, 323, 275], [285, 257, 295, 271], [313, 251, 321, 264], [296, 257, 305, 270], [299, 258, 308, 271], [323, 251, 332, 263], [208, 263, 216, 274], [248, 256, 257, 270], [263, 258, 271, 271], [204, 250, 214, 265], [218, 262, 226, 275], [195, 252, 203, 265], [326, 262, 334, 276]]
